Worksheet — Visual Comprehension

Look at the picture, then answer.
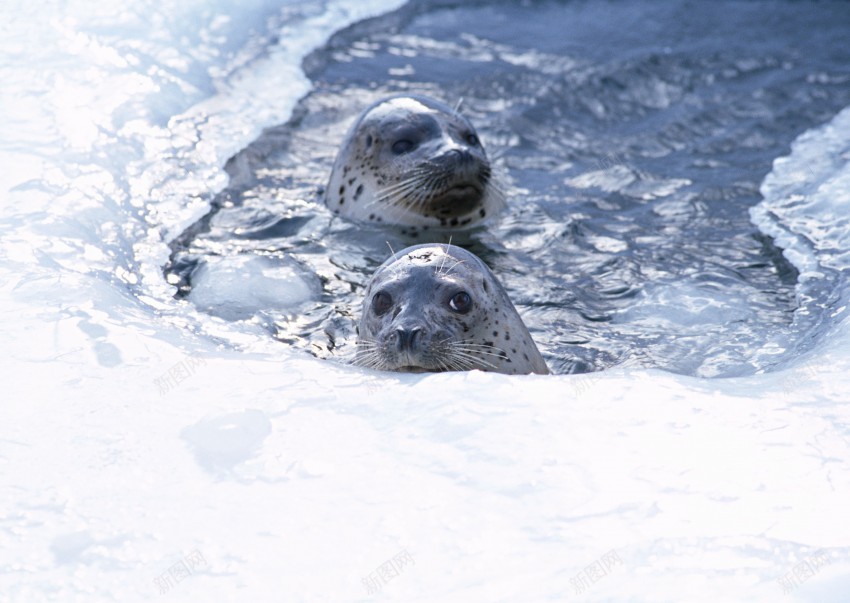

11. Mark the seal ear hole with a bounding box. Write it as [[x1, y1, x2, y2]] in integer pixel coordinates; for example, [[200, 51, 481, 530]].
[[449, 291, 473, 314], [371, 291, 393, 316]]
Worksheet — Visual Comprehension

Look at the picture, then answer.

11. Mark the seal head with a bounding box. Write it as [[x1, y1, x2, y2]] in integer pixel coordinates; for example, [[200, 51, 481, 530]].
[[356, 244, 549, 375], [326, 96, 505, 230]]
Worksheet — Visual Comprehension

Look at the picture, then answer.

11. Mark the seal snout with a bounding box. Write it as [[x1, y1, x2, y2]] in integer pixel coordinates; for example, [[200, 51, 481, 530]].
[[443, 148, 476, 166]]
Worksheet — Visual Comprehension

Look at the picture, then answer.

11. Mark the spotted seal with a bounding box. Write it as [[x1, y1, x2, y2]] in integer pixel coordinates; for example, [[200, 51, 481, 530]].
[[325, 95, 505, 231], [355, 243, 549, 375]]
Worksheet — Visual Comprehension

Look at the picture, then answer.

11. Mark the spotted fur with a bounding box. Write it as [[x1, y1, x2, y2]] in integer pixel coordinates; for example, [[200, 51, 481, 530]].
[[326, 96, 506, 231], [355, 244, 549, 375]]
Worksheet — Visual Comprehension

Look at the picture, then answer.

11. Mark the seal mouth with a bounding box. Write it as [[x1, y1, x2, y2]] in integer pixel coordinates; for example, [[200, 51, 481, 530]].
[[429, 183, 484, 217], [397, 365, 442, 373]]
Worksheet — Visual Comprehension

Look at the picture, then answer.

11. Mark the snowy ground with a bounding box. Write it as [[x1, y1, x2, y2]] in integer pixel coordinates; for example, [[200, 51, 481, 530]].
[[2, 1, 849, 601]]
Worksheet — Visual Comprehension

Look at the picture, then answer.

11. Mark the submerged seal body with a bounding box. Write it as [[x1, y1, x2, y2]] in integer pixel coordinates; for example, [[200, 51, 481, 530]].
[[355, 244, 549, 375], [325, 95, 505, 231]]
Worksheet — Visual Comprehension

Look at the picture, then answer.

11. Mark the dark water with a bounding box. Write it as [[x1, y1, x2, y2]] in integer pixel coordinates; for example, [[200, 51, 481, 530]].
[[166, 0, 850, 377]]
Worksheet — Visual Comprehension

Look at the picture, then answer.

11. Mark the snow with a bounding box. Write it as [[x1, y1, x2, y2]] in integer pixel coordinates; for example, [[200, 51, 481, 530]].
[[1, 1, 849, 601]]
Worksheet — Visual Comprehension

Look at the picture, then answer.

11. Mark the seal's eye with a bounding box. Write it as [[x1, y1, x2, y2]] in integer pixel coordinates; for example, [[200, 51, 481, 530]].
[[392, 139, 415, 155], [448, 291, 472, 314], [371, 291, 393, 316], [466, 133, 480, 147]]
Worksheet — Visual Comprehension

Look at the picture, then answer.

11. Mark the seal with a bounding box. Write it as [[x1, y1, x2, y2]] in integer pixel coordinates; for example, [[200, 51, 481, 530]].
[[355, 243, 549, 375], [325, 95, 505, 231]]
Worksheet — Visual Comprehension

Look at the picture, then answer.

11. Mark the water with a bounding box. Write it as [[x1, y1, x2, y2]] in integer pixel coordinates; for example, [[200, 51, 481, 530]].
[[167, 0, 850, 377], [3, 1, 850, 601]]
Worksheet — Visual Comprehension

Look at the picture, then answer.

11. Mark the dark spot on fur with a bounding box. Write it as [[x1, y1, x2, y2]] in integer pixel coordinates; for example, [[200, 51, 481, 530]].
[[354, 184, 364, 201], [449, 218, 459, 227], [339, 186, 345, 196], [479, 209, 486, 218]]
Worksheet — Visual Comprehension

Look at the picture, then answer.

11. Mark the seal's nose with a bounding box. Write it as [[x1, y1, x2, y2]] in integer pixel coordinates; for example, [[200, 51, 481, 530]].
[[444, 148, 475, 165], [395, 326, 423, 351]]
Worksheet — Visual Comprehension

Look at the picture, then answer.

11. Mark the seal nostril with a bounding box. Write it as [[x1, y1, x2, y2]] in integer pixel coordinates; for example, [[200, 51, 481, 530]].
[[395, 327, 423, 351]]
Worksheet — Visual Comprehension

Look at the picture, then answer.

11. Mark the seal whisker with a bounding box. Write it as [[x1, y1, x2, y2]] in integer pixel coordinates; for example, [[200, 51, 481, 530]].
[[434, 239, 453, 276], [482, 171, 509, 214], [386, 241, 398, 262], [451, 341, 505, 350], [374, 180, 423, 204], [445, 348, 498, 370], [444, 350, 496, 370], [440, 258, 467, 277], [450, 344, 509, 359], [373, 174, 435, 210], [375, 171, 430, 194], [360, 352, 387, 371], [436, 348, 469, 372]]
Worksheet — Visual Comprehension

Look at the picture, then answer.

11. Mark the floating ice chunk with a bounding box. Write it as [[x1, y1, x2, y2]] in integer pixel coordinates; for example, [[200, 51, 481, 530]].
[[188, 254, 319, 320]]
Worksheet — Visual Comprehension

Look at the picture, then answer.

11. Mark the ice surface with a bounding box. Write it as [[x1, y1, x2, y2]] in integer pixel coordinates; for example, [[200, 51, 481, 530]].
[[1, 0, 849, 601], [187, 255, 319, 320]]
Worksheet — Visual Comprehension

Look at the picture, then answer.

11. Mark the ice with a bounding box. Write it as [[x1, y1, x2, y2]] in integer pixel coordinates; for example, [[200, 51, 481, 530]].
[[187, 255, 319, 320], [2, 0, 850, 601], [755, 105, 850, 274]]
